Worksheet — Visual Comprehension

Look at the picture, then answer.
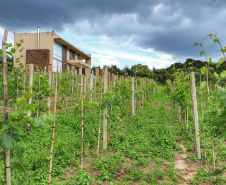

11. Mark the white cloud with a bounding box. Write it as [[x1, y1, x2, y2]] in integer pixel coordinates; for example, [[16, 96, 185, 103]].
[[138, 47, 154, 53], [84, 45, 174, 69], [92, 53, 120, 68]]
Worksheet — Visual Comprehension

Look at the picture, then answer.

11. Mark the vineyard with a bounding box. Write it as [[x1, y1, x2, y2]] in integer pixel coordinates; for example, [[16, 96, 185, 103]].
[[0, 32, 226, 185]]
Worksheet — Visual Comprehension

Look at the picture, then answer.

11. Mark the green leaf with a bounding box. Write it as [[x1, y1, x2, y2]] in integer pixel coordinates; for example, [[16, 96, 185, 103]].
[[16, 42, 22, 47], [14, 96, 27, 107], [33, 118, 47, 127], [11, 133, 21, 142], [10, 109, 21, 118], [212, 38, 219, 43], [212, 168, 225, 176], [220, 71, 226, 78], [213, 72, 219, 79], [209, 57, 213, 65], [84, 149, 89, 157], [200, 67, 206, 74], [24, 104, 37, 112], [11, 48, 16, 54], [200, 94, 209, 101], [1, 124, 10, 132], [200, 51, 204, 56], [12, 164, 25, 172], [200, 81, 207, 90], [216, 58, 225, 69], [41, 113, 55, 122], [0, 134, 14, 148]]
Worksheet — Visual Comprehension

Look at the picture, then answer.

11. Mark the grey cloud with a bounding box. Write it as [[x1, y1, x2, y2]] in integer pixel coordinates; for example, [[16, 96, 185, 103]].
[[1, 0, 225, 62]]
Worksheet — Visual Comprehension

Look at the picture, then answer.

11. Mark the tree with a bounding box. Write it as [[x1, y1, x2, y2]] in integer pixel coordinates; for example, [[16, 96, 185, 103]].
[[131, 64, 150, 77]]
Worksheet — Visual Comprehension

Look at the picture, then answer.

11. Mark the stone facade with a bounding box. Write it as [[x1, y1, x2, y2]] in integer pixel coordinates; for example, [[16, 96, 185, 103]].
[[26, 49, 50, 72], [62, 45, 67, 72]]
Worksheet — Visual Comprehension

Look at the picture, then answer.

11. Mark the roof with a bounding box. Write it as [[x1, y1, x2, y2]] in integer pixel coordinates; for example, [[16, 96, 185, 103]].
[[14, 31, 91, 60], [54, 36, 91, 60]]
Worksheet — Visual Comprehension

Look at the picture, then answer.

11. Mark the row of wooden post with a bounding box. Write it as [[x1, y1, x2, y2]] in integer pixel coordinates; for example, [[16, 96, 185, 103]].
[[174, 71, 216, 180], [2, 28, 152, 184]]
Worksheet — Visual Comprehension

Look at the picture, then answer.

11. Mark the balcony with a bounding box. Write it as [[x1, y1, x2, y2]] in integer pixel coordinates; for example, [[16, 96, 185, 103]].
[[67, 59, 91, 69]]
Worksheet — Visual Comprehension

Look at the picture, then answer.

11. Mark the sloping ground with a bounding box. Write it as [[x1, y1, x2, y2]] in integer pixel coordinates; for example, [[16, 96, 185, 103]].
[[58, 89, 191, 184], [2, 86, 224, 184]]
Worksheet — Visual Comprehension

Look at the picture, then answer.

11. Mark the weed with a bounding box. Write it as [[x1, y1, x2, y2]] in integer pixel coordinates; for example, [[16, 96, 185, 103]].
[[74, 170, 91, 185]]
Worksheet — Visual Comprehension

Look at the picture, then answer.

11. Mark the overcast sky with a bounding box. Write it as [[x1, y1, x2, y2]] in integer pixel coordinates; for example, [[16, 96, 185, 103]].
[[0, 0, 226, 69]]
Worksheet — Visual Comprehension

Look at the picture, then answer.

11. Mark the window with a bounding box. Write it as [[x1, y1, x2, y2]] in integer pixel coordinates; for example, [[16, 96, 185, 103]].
[[75, 53, 78, 60], [53, 41, 63, 72], [67, 64, 70, 73], [67, 49, 70, 60]]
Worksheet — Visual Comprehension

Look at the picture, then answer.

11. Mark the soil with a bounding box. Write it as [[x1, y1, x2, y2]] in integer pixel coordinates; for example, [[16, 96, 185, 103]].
[[174, 142, 204, 185]]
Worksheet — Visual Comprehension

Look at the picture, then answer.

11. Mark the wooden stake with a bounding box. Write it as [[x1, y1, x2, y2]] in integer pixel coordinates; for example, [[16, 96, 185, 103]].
[[191, 72, 201, 159], [90, 71, 93, 102], [108, 80, 112, 143], [200, 75, 207, 168], [97, 77, 103, 153], [48, 65, 58, 184], [23, 70, 26, 93], [81, 76, 84, 170], [15, 72, 19, 110], [47, 72, 51, 111], [103, 68, 108, 149], [36, 74, 40, 118], [132, 77, 135, 116], [3, 29, 11, 185], [186, 107, 189, 141], [64, 97, 68, 118], [27, 64, 34, 133]]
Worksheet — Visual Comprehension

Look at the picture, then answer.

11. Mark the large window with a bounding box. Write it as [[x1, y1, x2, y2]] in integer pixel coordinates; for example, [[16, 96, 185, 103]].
[[75, 52, 78, 60], [53, 41, 63, 72], [67, 49, 70, 60]]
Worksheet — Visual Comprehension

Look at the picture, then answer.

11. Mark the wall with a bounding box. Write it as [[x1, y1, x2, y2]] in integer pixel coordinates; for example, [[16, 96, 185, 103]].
[[26, 49, 50, 71], [14, 32, 54, 68]]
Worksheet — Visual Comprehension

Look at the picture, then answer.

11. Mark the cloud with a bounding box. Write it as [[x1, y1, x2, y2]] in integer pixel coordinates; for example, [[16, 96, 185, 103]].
[[85, 44, 174, 69], [0, 0, 225, 64], [92, 53, 120, 68]]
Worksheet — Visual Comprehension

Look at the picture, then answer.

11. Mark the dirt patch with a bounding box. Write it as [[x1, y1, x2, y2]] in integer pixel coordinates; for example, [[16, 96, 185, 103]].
[[174, 142, 203, 184], [149, 102, 160, 107]]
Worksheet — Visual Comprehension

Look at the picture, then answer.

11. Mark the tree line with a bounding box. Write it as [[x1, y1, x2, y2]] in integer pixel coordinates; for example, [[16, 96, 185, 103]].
[[92, 58, 226, 84]]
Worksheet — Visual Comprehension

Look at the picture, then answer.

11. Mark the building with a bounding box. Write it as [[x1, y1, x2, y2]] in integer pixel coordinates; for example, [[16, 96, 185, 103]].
[[13, 27, 91, 75]]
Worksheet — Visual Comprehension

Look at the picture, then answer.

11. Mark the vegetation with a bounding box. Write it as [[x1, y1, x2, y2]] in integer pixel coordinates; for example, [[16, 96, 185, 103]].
[[0, 27, 225, 185]]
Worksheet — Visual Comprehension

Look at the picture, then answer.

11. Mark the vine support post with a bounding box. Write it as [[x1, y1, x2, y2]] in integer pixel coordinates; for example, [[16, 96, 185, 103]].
[[23, 70, 26, 93], [186, 107, 189, 141], [3, 29, 11, 185], [27, 64, 34, 133], [132, 77, 135, 116], [81, 75, 84, 170], [178, 104, 181, 123], [191, 72, 201, 159], [48, 64, 58, 184], [200, 74, 207, 168], [90, 70, 93, 103], [48, 71, 52, 111], [37, 74, 41, 118], [206, 65, 216, 180], [97, 77, 103, 153], [103, 68, 108, 149], [108, 80, 113, 143]]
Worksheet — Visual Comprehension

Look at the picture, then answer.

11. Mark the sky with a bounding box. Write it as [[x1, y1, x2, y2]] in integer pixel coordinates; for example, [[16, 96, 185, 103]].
[[0, 0, 226, 69]]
